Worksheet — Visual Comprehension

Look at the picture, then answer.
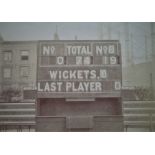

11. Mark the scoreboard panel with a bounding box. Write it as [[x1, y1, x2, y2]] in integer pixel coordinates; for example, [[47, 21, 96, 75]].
[[37, 40, 121, 98]]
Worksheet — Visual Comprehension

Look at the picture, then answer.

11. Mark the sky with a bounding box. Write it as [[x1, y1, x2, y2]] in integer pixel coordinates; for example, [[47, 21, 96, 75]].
[[0, 22, 153, 65], [0, 22, 100, 40]]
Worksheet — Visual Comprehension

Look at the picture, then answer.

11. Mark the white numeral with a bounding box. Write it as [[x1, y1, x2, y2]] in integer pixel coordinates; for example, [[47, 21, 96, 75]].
[[115, 81, 121, 90], [100, 69, 107, 78], [57, 57, 64, 65], [110, 56, 117, 65]]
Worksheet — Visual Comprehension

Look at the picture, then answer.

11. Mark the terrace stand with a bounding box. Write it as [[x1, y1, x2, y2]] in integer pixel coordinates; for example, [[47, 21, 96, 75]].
[[36, 40, 123, 132]]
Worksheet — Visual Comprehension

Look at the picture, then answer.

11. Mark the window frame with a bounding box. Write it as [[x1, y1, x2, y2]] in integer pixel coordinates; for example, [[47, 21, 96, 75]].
[[3, 50, 13, 62], [3, 67, 12, 79], [20, 66, 30, 77], [21, 50, 29, 61]]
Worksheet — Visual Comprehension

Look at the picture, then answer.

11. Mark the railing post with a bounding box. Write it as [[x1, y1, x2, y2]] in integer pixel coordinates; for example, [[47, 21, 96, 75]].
[[4, 125, 7, 132], [125, 125, 128, 132], [28, 125, 31, 131], [150, 113, 153, 132], [17, 125, 22, 132]]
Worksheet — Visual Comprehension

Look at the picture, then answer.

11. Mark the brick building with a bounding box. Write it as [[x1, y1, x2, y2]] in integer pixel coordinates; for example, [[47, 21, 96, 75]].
[[0, 40, 37, 101]]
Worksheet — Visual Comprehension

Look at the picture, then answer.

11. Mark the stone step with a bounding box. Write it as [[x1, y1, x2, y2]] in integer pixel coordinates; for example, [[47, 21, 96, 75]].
[[123, 108, 155, 114], [0, 109, 35, 115], [0, 103, 35, 109], [0, 115, 35, 121]]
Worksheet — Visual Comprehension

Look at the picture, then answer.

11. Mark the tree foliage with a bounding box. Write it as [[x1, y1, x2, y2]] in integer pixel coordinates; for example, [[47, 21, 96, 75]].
[[134, 86, 153, 101]]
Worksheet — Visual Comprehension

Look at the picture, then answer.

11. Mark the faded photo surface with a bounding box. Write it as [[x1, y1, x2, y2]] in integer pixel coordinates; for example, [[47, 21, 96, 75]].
[[0, 22, 155, 132]]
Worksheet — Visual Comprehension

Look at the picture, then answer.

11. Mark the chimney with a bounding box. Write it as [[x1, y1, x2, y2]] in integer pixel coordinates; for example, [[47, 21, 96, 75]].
[[53, 25, 59, 40], [74, 35, 78, 40]]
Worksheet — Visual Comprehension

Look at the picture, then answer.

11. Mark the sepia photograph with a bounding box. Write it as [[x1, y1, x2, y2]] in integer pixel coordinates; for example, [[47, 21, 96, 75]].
[[1, 1, 155, 155], [0, 22, 155, 132]]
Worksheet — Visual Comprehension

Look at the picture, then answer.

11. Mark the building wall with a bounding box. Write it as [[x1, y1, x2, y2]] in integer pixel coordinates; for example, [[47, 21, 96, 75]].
[[0, 41, 37, 100], [122, 62, 152, 88], [0, 42, 3, 93], [151, 23, 155, 98]]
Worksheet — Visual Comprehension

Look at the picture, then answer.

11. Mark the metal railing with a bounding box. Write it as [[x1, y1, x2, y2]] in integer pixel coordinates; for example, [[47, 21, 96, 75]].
[[123, 101, 155, 131], [0, 102, 35, 132], [0, 100, 155, 131]]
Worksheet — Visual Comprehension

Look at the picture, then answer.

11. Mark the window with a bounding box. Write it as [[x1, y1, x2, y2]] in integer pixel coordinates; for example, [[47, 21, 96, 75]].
[[3, 68, 11, 78], [21, 51, 29, 61], [20, 66, 29, 77], [3, 51, 12, 61]]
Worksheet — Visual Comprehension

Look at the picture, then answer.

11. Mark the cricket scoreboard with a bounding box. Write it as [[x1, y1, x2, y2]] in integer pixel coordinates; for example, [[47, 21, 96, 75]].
[[37, 40, 122, 98]]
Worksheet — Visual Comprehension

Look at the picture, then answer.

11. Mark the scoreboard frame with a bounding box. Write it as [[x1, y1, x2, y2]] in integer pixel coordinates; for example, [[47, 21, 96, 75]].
[[37, 40, 122, 98]]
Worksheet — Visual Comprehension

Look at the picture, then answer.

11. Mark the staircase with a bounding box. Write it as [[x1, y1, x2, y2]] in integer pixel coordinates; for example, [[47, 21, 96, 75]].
[[123, 101, 155, 131], [0, 102, 35, 131], [1, 101, 155, 131]]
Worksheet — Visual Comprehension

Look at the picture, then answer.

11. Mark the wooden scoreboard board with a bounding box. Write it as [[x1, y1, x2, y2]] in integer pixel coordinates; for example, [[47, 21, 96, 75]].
[[37, 40, 122, 98]]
